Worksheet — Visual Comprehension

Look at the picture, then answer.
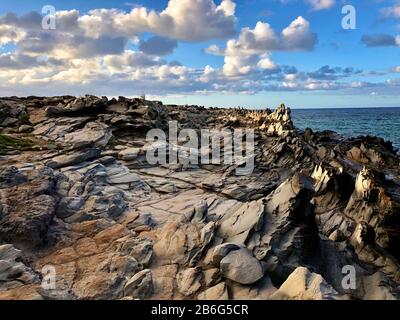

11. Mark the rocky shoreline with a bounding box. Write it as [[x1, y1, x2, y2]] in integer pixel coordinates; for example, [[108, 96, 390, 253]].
[[0, 95, 400, 300]]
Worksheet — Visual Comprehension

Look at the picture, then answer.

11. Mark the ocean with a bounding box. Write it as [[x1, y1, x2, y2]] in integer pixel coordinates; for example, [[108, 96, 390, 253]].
[[291, 107, 400, 151]]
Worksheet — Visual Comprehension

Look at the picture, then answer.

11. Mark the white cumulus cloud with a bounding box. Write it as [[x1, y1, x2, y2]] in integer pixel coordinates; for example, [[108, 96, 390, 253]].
[[306, 0, 335, 11], [380, 5, 400, 19], [77, 0, 237, 42]]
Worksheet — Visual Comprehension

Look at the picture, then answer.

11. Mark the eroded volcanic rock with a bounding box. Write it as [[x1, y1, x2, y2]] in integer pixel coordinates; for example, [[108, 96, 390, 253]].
[[0, 95, 400, 300]]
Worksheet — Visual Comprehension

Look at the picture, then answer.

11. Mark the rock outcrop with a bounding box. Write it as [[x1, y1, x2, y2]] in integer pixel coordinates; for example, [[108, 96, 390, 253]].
[[271, 267, 340, 300], [1, 95, 400, 300]]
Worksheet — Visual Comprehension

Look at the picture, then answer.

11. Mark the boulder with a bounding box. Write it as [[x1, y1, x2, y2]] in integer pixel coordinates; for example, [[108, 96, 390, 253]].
[[211, 243, 243, 266], [220, 248, 264, 285]]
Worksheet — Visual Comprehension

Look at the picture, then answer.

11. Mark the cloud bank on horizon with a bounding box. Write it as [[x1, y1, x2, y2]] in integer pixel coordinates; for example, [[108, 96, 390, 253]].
[[0, 0, 399, 108]]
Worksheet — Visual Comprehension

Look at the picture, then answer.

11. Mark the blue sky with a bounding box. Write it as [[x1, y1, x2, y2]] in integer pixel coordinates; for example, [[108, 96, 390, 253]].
[[0, 0, 399, 108]]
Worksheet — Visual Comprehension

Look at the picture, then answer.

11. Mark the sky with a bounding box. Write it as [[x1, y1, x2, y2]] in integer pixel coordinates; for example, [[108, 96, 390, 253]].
[[0, 0, 399, 108]]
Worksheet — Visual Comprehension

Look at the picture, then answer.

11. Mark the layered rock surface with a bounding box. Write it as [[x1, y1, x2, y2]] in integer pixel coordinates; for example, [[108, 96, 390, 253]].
[[0, 95, 400, 300]]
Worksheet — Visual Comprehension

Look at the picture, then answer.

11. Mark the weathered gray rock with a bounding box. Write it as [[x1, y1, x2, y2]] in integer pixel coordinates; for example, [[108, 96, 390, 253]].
[[220, 248, 264, 285], [46, 95, 108, 116], [0, 166, 27, 188], [124, 269, 153, 299], [217, 201, 264, 244], [18, 125, 33, 133], [153, 204, 216, 266], [74, 192, 127, 221], [211, 243, 243, 266], [106, 172, 142, 185], [361, 272, 400, 300], [230, 276, 277, 300], [56, 197, 85, 219], [64, 122, 112, 149], [345, 167, 400, 252], [118, 147, 140, 161], [177, 267, 203, 296], [260, 104, 294, 137], [197, 282, 229, 300], [46, 148, 101, 169], [271, 267, 340, 300], [203, 268, 221, 287], [0, 244, 38, 293], [0, 245, 33, 281], [119, 237, 153, 267], [0, 169, 57, 245], [1, 117, 19, 127], [1, 96, 400, 301]]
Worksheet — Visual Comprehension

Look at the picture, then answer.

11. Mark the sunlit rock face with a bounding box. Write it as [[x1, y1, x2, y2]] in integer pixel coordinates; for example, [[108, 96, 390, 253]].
[[0, 95, 400, 300], [259, 104, 294, 137]]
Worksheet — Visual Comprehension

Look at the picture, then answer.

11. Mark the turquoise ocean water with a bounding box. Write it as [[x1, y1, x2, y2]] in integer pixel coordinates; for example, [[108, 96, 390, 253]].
[[291, 107, 400, 151]]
